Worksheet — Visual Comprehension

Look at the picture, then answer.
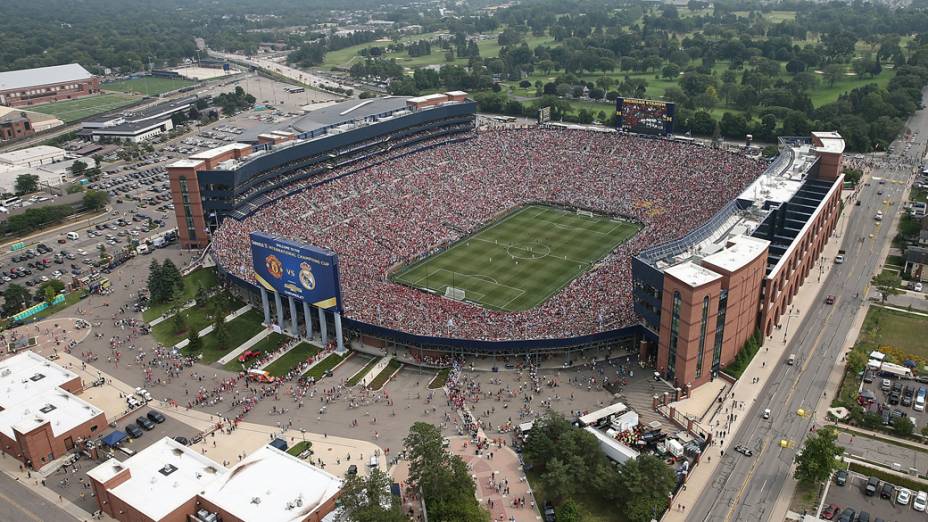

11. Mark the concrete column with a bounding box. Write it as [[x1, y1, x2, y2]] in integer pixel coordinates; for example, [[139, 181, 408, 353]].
[[273, 292, 285, 331], [288, 296, 299, 336], [302, 301, 313, 339], [318, 307, 328, 345], [334, 311, 345, 354], [260, 288, 271, 326]]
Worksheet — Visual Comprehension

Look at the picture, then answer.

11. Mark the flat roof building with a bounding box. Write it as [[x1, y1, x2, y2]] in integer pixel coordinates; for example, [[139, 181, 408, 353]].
[[0, 351, 107, 468], [634, 133, 845, 391], [89, 439, 342, 522], [0, 145, 67, 167], [0, 64, 100, 108]]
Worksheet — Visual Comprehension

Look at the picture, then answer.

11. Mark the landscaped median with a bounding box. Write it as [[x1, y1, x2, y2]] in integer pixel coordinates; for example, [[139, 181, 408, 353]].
[[428, 368, 451, 389], [302, 352, 346, 381], [222, 332, 288, 371], [367, 359, 402, 390], [264, 342, 320, 377], [143, 268, 218, 323], [347, 356, 381, 386], [184, 310, 265, 364]]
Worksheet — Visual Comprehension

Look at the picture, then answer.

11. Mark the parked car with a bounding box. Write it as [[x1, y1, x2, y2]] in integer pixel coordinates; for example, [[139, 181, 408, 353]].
[[825, 294, 836, 304], [146, 411, 166, 424], [837, 507, 855, 522], [125, 424, 143, 438], [857, 511, 870, 522], [821, 504, 840, 520], [865, 477, 879, 496], [136, 416, 155, 431], [897, 488, 912, 505], [915, 491, 928, 511], [880, 482, 894, 499], [172, 436, 190, 446]]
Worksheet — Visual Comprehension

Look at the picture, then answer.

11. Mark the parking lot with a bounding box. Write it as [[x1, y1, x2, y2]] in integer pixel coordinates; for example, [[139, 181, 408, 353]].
[[822, 471, 928, 522], [860, 369, 928, 434]]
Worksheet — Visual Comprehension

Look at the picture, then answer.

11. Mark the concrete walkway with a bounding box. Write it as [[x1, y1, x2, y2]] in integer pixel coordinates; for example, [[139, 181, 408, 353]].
[[173, 304, 253, 349], [216, 328, 272, 365], [148, 299, 196, 327]]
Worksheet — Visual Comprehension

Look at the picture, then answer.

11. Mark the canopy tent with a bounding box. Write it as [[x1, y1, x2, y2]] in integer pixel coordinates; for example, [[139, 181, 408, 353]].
[[101, 431, 127, 447]]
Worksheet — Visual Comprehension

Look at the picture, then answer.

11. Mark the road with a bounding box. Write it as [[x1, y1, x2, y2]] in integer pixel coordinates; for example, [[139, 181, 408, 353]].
[[691, 89, 928, 522], [0, 474, 76, 522], [207, 50, 354, 93]]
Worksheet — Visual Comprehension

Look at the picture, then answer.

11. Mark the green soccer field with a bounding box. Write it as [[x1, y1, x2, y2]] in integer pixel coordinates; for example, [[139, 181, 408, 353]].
[[392, 205, 641, 311], [103, 77, 196, 96], [28, 93, 140, 123]]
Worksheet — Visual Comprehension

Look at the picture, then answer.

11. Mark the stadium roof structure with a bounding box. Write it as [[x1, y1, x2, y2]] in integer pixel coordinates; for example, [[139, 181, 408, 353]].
[[637, 136, 840, 277], [82, 95, 199, 127], [291, 96, 411, 133], [0, 64, 93, 92]]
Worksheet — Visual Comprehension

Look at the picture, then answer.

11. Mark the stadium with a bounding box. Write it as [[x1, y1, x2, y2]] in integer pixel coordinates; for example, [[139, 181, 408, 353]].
[[170, 94, 844, 388]]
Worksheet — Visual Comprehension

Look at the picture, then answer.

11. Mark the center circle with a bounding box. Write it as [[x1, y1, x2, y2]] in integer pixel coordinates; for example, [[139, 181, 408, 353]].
[[506, 242, 551, 260]]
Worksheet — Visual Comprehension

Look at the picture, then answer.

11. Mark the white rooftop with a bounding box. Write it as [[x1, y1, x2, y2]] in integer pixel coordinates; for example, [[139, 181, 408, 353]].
[[665, 261, 722, 288], [88, 437, 228, 521], [0, 351, 99, 439], [0, 388, 102, 439], [202, 445, 342, 522], [0, 64, 93, 92], [0, 351, 78, 407], [812, 131, 846, 154], [0, 145, 66, 166], [168, 159, 205, 169], [701, 235, 770, 273], [189, 143, 250, 160]]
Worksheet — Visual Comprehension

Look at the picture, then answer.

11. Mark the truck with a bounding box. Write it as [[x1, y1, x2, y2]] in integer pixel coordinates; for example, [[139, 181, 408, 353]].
[[879, 362, 914, 379], [835, 250, 846, 264]]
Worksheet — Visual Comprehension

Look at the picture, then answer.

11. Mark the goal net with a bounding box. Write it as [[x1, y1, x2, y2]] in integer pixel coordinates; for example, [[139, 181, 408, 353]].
[[444, 286, 466, 300], [577, 209, 595, 218]]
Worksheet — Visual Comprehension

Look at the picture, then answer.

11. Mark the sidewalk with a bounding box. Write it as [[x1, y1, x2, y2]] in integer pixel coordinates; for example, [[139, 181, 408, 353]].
[[663, 188, 859, 521], [216, 328, 271, 365]]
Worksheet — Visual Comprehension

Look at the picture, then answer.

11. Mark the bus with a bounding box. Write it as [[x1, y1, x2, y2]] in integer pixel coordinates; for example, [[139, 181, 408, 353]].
[[285, 87, 305, 94], [2, 197, 21, 207]]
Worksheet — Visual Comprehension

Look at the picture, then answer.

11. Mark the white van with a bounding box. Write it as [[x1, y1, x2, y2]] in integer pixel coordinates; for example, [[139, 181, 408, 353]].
[[787, 354, 796, 365], [66, 231, 79, 240]]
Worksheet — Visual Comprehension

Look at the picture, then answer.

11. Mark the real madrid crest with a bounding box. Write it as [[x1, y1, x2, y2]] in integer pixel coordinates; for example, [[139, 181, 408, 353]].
[[299, 262, 316, 290], [265, 255, 283, 279]]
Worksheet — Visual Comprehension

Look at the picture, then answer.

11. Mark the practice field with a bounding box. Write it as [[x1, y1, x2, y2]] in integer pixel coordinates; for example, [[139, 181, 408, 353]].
[[103, 77, 196, 96], [392, 205, 641, 311], [28, 93, 139, 123]]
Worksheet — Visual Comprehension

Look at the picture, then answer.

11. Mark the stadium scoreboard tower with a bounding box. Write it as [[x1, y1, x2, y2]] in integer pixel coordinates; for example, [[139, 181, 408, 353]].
[[250, 232, 346, 353], [616, 97, 675, 136], [537, 106, 551, 124]]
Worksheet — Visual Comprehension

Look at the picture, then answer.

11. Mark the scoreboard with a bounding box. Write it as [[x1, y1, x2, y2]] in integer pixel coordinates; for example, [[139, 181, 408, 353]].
[[250, 232, 343, 312], [616, 97, 675, 136]]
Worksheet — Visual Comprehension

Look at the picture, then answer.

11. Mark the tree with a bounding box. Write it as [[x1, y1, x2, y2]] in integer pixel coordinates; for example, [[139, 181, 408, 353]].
[[541, 458, 575, 502], [794, 426, 843, 484], [69, 160, 87, 177], [871, 271, 902, 303], [823, 64, 845, 87], [161, 259, 184, 299], [43, 285, 56, 305], [893, 416, 914, 437], [555, 500, 582, 522], [335, 468, 406, 522], [82, 190, 109, 210], [213, 303, 229, 348], [186, 328, 202, 352], [616, 455, 676, 522], [404, 422, 488, 522], [3, 284, 30, 315], [147, 259, 168, 303], [846, 350, 868, 376], [14, 174, 39, 195]]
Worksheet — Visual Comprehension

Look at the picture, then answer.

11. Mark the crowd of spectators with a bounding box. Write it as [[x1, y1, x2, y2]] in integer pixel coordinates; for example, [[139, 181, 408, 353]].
[[211, 128, 765, 341]]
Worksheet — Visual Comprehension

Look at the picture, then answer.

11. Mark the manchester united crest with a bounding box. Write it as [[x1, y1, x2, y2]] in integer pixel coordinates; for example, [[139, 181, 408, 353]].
[[265, 255, 283, 279], [299, 262, 316, 290]]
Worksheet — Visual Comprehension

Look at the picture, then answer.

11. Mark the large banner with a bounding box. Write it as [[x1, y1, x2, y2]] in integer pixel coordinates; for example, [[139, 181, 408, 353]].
[[250, 232, 343, 311], [616, 97, 675, 136]]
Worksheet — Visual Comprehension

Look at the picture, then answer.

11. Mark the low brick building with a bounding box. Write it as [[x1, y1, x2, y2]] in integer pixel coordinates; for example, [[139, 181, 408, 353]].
[[0, 64, 99, 108], [0, 351, 107, 468]]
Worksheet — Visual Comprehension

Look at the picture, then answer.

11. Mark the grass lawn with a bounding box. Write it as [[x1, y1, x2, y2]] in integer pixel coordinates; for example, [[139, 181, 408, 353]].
[[265, 342, 320, 377], [151, 306, 212, 347], [303, 352, 345, 381], [392, 205, 640, 311], [789, 479, 825, 515], [188, 310, 265, 364], [6, 291, 86, 329], [143, 268, 219, 322], [525, 469, 619, 522], [222, 332, 288, 371], [428, 368, 451, 389], [28, 93, 139, 123], [856, 306, 928, 361], [103, 77, 196, 96], [810, 69, 894, 107], [367, 359, 401, 390], [347, 356, 380, 386], [287, 440, 312, 457]]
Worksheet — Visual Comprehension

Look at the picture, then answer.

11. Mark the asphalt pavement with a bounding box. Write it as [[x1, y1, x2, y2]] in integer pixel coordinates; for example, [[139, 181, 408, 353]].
[[0, 472, 75, 522], [690, 88, 928, 522]]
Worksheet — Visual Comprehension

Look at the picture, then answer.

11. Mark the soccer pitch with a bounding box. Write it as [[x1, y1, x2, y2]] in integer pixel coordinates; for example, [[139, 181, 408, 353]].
[[392, 205, 641, 311], [29, 93, 140, 123]]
